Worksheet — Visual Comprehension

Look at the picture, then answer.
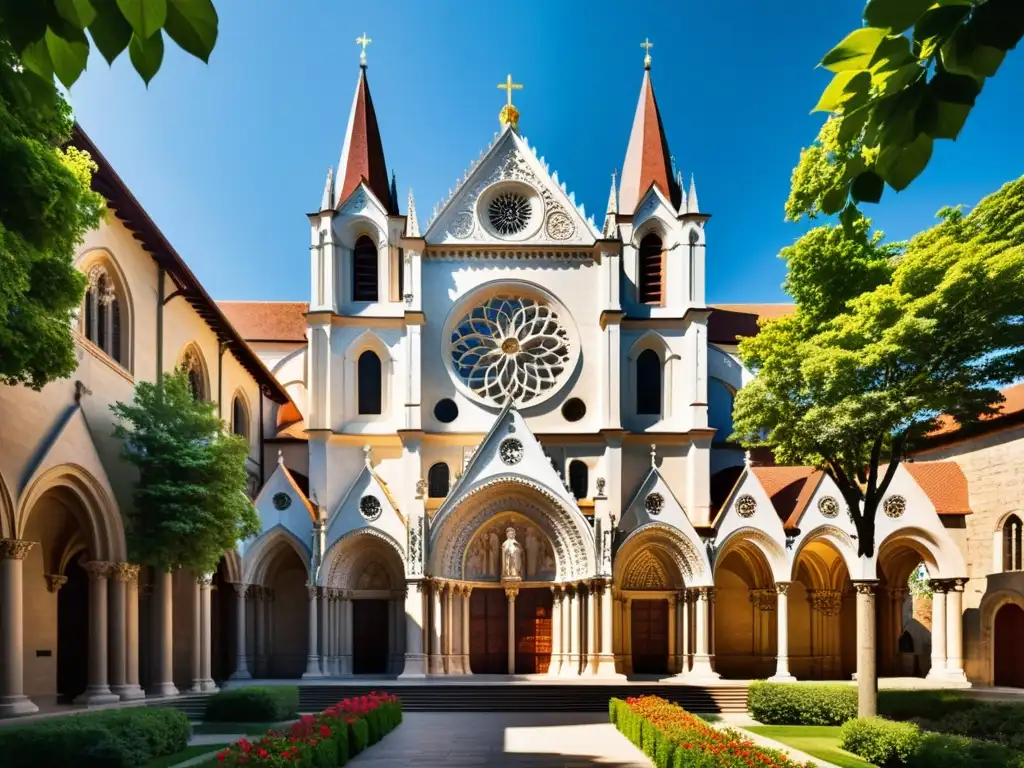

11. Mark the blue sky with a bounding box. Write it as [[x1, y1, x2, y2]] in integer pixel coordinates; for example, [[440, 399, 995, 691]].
[[67, 1, 1024, 304]]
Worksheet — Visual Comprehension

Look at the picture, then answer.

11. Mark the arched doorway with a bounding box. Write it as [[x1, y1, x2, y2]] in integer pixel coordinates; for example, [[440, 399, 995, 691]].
[[877, 536, 936, 678], [56, 555, 89, 702], [995, 604, 1024, 687], [713, 537, 778, 679], [791, 537, 856, 680]]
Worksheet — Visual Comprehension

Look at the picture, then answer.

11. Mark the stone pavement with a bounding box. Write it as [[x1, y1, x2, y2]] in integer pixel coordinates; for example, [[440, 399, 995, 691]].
[[346, 712, 653, 767]]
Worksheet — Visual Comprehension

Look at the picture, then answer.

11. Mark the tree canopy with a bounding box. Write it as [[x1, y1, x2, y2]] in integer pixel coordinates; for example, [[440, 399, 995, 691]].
[[734, 176, 1024, 557], [0, 38, 105, 388], [111, 367, 261, 575], [789, 0, 1023, 221]]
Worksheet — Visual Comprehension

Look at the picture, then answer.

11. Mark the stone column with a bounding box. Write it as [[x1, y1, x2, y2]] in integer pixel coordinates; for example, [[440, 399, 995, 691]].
[[302, 584, 322, 678], [451, 586, 464, 674], [945, 579, 967, 682], [253, 586, 267, 678], [122, 565, 144, 699], [328, 592, 339, 676], [319, 588, 329, 676], [668, 594, 677, 674], [444, 583, 455, 674], [399, 581, 427, 678], [150, 569, 179, 697], [199, 575, 216, 691], [597, 580, 619, 676], [854, 581, 878, 716], [342, 593, 353, 675], [76, 562, 119, 704], [769, 582, 795, 681], [690, 587, 719, 679], [108, 564, 129, 698], [0, 539, 38, 717], [265, 588, 276, 676], [231, 582, 251, 679], [430, 581, 444, 675], [461, 586, 472, 674], [190, 576, 203, 692], [505, 584, 517, 675], [624, 596, 633, 676], [927, 580, 948, 680], [548, 586, 563, 676], [566, 586, 580, 676], [680, 590, 691, 676], [580, 584, 595, 675]]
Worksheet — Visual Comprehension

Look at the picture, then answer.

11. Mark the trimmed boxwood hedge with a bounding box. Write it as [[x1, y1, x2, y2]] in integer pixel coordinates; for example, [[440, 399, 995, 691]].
[[748, 681, 857, 725], [0, 707, 190, 768], [840, 716, 1024, 767], [203, 686, 299, 722]]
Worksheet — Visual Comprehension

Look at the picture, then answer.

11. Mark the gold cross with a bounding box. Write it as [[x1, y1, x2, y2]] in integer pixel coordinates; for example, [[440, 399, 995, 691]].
[[356, 33, 371, 65], [498, 73, 523, 108], [641, 37, 654, 69]]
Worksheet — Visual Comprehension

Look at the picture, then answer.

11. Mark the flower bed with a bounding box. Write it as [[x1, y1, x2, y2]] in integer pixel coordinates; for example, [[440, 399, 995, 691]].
[[216, 691, 401, 766], [610, 696, 812, 768]]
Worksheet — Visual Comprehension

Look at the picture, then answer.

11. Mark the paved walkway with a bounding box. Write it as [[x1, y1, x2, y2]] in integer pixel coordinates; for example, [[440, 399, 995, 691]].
[[346, 712, 652, 768]]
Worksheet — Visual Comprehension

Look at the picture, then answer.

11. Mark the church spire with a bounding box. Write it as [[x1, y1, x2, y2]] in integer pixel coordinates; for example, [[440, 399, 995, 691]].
[[319, 166, 334, 213], [603, 171, 618, 238], [687, 174, 700, 214], [406, 188, 420, 237], [618, 40, 681, 214], [335, 40, 392, 211]]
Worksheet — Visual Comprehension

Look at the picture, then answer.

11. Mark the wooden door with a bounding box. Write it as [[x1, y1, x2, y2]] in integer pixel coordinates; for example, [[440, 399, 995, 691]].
[[995, 604, 1024, 687], [352, 599, 389, 674], [631, 598, 669, 674], [515, 588, 553, 674], [470, 589, 508, 674]]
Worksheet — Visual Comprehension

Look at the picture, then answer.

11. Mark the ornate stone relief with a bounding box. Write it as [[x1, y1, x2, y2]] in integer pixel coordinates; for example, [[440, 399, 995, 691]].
[[621, 522, 706, 581], [464, 515, 555, 582], [883, 495, 906, 519], [749, 588, 777, 612], [356, 561, 391, 590], [818, 495, 839, 519], [810, 589, 844, 616], [545, 208, 575, 240], [622, 549, 671, 590], [736, 494, 757, 518]]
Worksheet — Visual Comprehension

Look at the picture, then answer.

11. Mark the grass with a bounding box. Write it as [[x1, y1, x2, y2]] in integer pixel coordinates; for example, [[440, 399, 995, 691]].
[[746, 725, 876, 768], [190, 719, 296, 735], [145, 743, 230, 768]]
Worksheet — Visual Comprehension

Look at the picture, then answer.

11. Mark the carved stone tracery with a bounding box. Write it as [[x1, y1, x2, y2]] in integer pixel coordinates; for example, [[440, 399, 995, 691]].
[[621, 549, 671, 590], [810, 589, 844, 616], [749, 588, 777, 612]]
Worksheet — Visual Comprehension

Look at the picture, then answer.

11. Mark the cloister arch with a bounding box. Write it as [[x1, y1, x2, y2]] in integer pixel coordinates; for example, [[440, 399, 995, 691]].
[[241, 525, 311, 586], [790, 536, 856, 680]]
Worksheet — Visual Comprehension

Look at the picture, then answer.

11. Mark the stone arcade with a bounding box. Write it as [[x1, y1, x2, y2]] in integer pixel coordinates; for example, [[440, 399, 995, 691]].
[[0, 40, 1006, 718]]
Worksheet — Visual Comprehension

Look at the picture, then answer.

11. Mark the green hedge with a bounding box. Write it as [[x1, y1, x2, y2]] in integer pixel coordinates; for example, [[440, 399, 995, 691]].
[[840, 716, 1024, 768], [203, 686, 299, 722], [0, 707, 190, 768], [748, 681, 857, 725]]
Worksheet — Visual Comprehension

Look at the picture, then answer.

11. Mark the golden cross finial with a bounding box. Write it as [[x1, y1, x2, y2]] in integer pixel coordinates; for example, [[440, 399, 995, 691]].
[[356, 32, 371, 66], [641, 37, 654, 69], [498, 73, 523, 108]]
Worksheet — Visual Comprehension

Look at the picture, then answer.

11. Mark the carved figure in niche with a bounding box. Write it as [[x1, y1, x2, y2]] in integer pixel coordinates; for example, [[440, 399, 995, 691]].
[[525, 527, 541, 578], [487, 531, 500, 576], [356, 561, 390, 590], [466, 539, 485, 576], [502, 527, 524, 579], [541, 547, 555, 575]]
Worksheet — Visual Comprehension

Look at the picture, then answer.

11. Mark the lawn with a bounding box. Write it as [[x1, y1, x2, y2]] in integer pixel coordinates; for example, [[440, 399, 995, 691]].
[[746, 726, 876, 768], [145, 743, 230, 768]]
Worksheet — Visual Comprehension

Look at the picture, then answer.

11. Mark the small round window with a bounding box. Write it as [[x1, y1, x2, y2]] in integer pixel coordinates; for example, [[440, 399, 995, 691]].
[[562, 398, 586, 422], [488, 192, 532, 236], [434, 398, 459, 424]]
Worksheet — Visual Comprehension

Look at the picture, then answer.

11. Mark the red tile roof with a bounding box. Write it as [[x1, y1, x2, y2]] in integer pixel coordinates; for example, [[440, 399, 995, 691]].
[[618, 69, 680, 213], [904, 462, 971, 515], [218, 301, 308, 342], [707, 304, 796, 345], [751, 466, 821, 528], [337, 66, 392, 212], [927, 382, 1024, 438]]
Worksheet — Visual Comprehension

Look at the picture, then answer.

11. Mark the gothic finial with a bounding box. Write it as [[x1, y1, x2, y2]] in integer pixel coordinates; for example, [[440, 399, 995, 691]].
[[607, 171, 618, 215], [363, 444, 372, 467], [744, 450, 752, 468], [650, 444, 657, 467], [497, 73, 523, 130], [406, 188, 420, 237], [355, 32, 371, 68], [687, 173, 700, 214], [389, 171, 398, 214], [641, 37, 654, 70], [320, 166, 334, 212], [277, 450, 284, 466]]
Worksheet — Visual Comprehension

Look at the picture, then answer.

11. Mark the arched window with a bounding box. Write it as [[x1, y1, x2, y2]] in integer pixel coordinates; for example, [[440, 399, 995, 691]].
[[638, 234, 664, 305], [182, 347, 207, 401], [357, 350, 382, 415], [708, 378, 736, 441], [232, 395, 249, 440], [636, 349, 662, 415], [688, 229, 699, 302], [568, 460, 588, 500], [352, 235, 378, 302], [427, 463, 450, 498], [1003, 515, 1023, 572], [82, 266, 123, 364]]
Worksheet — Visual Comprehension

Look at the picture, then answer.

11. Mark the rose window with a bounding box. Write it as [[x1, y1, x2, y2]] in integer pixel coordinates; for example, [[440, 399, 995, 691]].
[[736, 494, 757, 518], [449, 295, 573, 406], [487, 192, 532, 236], [883, 495, 906, 519], [499, 437, 524, 465], [818, 496, 839, 519], [359, 495, 382, 521], [645, 492, 664, 515]]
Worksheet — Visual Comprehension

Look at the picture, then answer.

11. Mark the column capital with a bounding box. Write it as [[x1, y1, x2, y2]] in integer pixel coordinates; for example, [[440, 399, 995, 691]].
[[462, 584, 472, 597], [44, 573, 68, 592], [232, 581, 249, 597], [197, 573, 214, 588], [0, 538, 35, 560], [928, 579, 951, 594], [306, 584, 320, 600], [775, 581, 792, 596], [504, 583, 519, 599], [694, 586, 714, 601], [84, 560, 114, 579], [749, 588, 777, 612], [113, 563, 141, 583], [852, 580, 878, 595], [809, 589, 843, 616]]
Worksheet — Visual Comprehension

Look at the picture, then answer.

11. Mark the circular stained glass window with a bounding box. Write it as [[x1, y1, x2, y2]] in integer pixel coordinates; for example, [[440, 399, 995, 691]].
[[737, 494, 757, 518], [499, 437, 524, 465], [359, 495, 382, 521], [272, 492, 291, 511], [645, 492, 664, 515], [818, 496, 840, 519], [488, 192, 532, 236], [883, 495, 906, 518], [449, 295, 573, 406]]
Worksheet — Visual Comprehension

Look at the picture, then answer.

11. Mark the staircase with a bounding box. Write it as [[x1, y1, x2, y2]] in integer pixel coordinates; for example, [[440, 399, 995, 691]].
[[147, 692, 212, 719], [298, 683, 749, 713]]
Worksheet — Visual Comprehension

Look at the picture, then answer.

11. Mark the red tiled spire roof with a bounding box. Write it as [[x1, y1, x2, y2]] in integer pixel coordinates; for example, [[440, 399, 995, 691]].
[[619, 67, 680, 214], [336, 65, 392, 212]]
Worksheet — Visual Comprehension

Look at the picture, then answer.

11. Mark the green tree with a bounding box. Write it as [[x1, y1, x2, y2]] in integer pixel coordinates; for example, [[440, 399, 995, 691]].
[[0, 38, 105, 388], [0, 0, 219, 89], [111, 367, 260, 576], [733, 177, 1024, 714], [789, 0, 1023, 221]]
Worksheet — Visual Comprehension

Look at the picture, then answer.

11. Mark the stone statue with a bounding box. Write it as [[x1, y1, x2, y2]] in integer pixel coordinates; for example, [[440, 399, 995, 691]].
[[525, 528, 541, 578], [501, 526, 523, 580], [487, 531, 500, 576]]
